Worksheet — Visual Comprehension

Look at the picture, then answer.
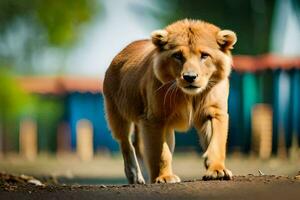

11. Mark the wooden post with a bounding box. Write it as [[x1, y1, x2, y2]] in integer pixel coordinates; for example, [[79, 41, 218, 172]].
[[19, 119, 37, 161], [251, 104, 273, 159], [76, 119, 93, 161], [56, 122, 71, 156]]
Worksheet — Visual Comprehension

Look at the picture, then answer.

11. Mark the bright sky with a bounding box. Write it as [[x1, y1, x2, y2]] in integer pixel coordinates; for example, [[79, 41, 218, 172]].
[[271, 0, 300, 56], [64, 0, 158, 79]]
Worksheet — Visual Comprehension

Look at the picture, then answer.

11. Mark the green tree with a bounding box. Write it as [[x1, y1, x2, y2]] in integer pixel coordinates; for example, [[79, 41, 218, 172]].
[[0, 69, 31, 152], [0, 0, 100, 73]]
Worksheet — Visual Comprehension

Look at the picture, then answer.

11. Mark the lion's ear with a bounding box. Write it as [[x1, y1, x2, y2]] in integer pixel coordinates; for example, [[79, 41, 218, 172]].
[[217, 30, 237, 51], [151, 29, 168, 49]]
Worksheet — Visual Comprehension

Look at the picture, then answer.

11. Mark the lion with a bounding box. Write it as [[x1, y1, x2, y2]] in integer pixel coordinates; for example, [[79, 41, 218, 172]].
[[103, 19, 237, 184]]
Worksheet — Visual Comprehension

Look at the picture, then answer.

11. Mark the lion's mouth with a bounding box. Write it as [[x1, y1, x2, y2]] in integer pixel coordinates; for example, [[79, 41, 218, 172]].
[[181, 84, 203, 95], [184, 85, 200, 89]]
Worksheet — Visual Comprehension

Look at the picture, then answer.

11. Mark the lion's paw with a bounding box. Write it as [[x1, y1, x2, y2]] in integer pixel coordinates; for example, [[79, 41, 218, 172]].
[[126, 169, 145, 184], [155, 174, 181, 183], [203, 165, 232, 181], [135, 176, 146, 184]]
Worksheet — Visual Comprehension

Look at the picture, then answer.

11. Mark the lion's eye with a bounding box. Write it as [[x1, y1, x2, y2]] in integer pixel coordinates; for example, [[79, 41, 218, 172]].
[[172, 52, 184, 62], [201, 52, 209, 60]]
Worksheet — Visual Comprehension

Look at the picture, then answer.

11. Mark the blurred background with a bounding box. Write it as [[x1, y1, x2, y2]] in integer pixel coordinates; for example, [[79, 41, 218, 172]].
[[0, 0, 299, 184]]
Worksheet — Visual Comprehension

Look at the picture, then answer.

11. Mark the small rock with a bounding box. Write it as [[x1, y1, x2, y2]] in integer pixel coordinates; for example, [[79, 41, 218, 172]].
[[28, 179, 45, 186], [294, 175, 300, 180], [258, 170, 265, 176]]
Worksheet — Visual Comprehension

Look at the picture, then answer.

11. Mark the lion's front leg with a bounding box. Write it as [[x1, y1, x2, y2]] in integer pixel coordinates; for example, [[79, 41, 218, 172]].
[[196, 108, 232, 180], [139, 121, 180, 183]]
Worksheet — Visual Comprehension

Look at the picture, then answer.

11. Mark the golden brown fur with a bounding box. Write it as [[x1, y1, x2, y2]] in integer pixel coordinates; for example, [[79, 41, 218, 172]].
[[103, 19, 237, 184]]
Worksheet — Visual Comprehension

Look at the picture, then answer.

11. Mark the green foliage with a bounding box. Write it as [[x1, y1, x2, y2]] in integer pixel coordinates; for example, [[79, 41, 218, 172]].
[[0, 69, 31, 151], [0, 69, 30, 121], [0, 0, 34, 31], [32, 96, 65, 152], [36, 0, 98, 45], [0, 0, 99, 46], [21, 95, 65, 153], [0, 0, 100, 74], [291, 0, 300, 23]]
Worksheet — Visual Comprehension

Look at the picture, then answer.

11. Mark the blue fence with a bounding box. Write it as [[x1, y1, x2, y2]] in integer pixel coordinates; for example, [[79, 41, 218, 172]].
[[66, 92, 118, 152]]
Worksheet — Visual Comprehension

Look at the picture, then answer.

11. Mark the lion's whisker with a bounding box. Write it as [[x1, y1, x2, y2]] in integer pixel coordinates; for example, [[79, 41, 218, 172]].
[[155, 80, 175, 93], [171, 83, 178, 108], [163, 82, 175, 111], [172, 85, 179, 109], [169, 83, 176, 109]]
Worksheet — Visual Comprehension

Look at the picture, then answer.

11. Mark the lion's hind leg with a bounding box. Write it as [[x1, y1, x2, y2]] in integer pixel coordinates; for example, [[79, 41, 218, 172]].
[[132, 124, 143, 161], [104, 100, 145, 184]]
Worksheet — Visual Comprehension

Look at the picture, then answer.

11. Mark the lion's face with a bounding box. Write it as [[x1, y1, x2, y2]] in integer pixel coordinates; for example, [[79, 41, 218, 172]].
[[151, 20, 236, 95]]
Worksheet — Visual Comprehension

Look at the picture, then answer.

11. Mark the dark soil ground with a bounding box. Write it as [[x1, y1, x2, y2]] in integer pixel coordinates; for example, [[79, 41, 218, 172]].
[[1, 175, 300, 200], [1, 155, 300, 199]]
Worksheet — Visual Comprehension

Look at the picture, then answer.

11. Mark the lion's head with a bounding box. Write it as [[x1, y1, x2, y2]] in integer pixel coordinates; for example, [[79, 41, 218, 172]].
[[151, 19, 237, 95]]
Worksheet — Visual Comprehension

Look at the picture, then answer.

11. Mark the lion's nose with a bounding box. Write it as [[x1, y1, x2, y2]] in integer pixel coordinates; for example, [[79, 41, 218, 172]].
[[182, 72, 198, 83]]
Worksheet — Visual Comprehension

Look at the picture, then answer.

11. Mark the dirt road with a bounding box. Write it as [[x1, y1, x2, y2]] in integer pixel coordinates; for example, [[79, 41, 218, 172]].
[[1, 175, 299, 200]]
